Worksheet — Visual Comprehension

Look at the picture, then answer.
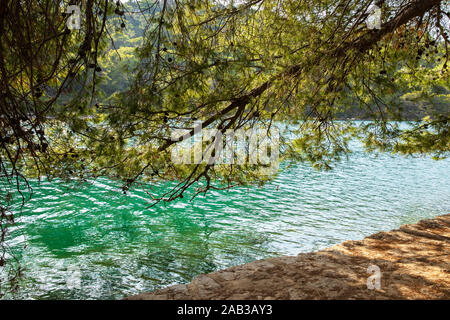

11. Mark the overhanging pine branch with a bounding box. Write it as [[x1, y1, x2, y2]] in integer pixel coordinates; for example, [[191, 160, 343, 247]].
[[158, 0, 442, 153]]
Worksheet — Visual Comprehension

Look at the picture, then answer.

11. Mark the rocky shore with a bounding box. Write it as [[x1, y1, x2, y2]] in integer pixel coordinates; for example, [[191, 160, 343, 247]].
[[125, 214, 450, 300]]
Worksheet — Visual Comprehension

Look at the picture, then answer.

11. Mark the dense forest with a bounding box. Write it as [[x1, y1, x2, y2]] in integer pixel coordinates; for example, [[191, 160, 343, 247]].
[[96, 1, 146, 97]]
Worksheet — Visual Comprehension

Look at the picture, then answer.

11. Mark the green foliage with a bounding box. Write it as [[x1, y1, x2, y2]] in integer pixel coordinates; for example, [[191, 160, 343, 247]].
[[1, 0, 449, 204]]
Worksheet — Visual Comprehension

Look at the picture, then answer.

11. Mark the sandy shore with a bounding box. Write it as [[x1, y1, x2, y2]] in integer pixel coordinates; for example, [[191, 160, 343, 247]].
[[125, 214, 450, 300]]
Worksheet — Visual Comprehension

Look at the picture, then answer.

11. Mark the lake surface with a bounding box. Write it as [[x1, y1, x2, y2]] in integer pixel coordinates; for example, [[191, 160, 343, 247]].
[[1, 147, 449, 299]]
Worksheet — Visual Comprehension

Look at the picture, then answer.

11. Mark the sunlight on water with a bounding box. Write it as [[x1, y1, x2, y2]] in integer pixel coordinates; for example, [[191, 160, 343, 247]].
[[1, 149, 450, 299]]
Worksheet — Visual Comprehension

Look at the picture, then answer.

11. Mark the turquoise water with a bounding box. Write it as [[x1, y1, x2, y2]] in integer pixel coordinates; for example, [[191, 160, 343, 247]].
[[1, 149, 450, 299]]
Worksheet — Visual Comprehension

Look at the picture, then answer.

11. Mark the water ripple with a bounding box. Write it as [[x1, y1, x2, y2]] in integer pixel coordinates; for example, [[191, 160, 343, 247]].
[[2, 150, 450, 299]]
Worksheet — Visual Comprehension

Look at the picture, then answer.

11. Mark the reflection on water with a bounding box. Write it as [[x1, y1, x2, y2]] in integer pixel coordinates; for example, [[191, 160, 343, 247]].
[[2, 148, 450, 299]]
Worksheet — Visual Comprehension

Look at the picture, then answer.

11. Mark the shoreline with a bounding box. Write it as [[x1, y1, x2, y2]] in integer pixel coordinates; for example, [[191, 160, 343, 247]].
[[125, 214, 450, 300]]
